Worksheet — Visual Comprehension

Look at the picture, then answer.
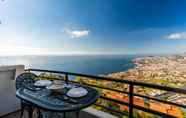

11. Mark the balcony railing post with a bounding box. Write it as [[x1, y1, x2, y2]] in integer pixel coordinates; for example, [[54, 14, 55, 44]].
[[129, 83, 134, 118], [65, 73, 69, 84]]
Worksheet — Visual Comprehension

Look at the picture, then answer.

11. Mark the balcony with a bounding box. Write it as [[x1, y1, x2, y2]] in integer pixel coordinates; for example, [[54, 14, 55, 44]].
[[0, 65, 186, 118]]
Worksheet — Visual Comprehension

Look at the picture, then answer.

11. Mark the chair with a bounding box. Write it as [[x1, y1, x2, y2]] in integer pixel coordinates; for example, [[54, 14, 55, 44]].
[[16, 72, 38, 118]]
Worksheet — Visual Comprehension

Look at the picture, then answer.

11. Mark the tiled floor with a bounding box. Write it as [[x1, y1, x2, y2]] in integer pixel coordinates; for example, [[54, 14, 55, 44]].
[[2, 110, 37, 118], [1, 109, 99, 118]]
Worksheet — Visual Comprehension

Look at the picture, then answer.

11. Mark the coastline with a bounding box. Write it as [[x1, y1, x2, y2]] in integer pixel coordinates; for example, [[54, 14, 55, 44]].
[[107, 54, 186, 87], [77, 54, 186, 118]]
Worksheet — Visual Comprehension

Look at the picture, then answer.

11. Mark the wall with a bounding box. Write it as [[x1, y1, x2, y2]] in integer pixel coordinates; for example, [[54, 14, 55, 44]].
[[0, 65, 25, 116]]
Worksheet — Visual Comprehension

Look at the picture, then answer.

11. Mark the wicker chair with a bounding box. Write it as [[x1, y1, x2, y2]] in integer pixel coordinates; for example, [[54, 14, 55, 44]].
[[15, 72, 38, 118]]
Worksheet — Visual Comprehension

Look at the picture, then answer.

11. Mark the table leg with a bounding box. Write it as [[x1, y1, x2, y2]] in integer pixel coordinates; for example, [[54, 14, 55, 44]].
[[63, 112, 66, 118], [28, 107, 33, 118], [20, 101, 24, 118], [76, 111, 80, 118], [37, 108, 42, 118]]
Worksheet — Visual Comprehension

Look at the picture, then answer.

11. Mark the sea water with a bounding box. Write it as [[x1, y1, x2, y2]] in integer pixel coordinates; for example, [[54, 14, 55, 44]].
[[0, 55, 139, 75]]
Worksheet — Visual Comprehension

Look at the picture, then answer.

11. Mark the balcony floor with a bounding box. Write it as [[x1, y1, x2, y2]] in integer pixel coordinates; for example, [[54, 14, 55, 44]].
[[2, 110, 37, 118], [1, 109, 104, 118]]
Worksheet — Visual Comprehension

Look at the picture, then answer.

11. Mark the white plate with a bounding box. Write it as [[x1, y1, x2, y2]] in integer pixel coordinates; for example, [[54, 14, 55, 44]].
[[34, 80, 52, 87], [67, 87, 88, 98]]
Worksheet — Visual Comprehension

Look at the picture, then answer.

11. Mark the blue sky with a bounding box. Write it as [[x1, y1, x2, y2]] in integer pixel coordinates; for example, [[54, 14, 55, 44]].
[[1, 0, 186, 55]]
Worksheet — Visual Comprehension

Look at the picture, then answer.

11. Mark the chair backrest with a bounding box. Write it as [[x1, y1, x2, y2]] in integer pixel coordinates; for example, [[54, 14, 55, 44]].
[[15, 72, 37, 90]]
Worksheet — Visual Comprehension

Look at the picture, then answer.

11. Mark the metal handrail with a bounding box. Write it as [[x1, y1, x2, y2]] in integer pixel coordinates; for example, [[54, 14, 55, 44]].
[[26, 68, 186, 118]]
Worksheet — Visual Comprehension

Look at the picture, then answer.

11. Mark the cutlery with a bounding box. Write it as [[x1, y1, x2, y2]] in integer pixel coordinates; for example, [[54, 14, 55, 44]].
[[56, 95, 78, 104]]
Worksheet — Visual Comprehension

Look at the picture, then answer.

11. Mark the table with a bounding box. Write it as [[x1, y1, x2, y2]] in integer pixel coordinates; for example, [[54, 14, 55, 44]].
[[16, 83, 100, 118]]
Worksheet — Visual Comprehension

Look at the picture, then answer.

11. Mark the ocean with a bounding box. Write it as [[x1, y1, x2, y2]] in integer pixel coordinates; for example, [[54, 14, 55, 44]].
[[0, 55, 139, 75]]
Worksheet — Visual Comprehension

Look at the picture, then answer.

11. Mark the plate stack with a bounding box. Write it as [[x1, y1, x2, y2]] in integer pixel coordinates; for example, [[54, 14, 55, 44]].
[[34, 80, 52, 88], [46, 80, 65, 93]]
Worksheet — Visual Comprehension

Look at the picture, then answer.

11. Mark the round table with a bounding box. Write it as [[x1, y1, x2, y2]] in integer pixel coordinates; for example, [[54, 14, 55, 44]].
[[16, 83, 100, 118]]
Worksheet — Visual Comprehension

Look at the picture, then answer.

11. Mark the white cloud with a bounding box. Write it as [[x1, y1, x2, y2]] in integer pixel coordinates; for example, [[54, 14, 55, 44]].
[[166, 32, 186, 40], [64, 29, 89, 38]]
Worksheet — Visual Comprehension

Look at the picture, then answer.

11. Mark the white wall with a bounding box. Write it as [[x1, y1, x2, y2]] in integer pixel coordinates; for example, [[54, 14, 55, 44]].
[[0, 65, 24, 116]]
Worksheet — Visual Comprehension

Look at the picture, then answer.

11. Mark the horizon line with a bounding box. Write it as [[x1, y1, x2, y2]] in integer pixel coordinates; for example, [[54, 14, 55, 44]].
[[0, 52, 181, 56]]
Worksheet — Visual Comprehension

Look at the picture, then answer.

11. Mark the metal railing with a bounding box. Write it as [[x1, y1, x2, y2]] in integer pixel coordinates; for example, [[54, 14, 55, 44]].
[[26, 68, 186, 118]]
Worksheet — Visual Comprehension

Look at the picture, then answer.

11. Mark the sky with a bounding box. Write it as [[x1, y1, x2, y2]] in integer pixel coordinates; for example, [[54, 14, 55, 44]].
[[1, 0, 186, 55]]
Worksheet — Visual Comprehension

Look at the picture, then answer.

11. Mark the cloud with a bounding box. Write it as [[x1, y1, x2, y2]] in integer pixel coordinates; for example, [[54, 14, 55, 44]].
[[166, 32, 186, 40], [64, 29, 89, 38]]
